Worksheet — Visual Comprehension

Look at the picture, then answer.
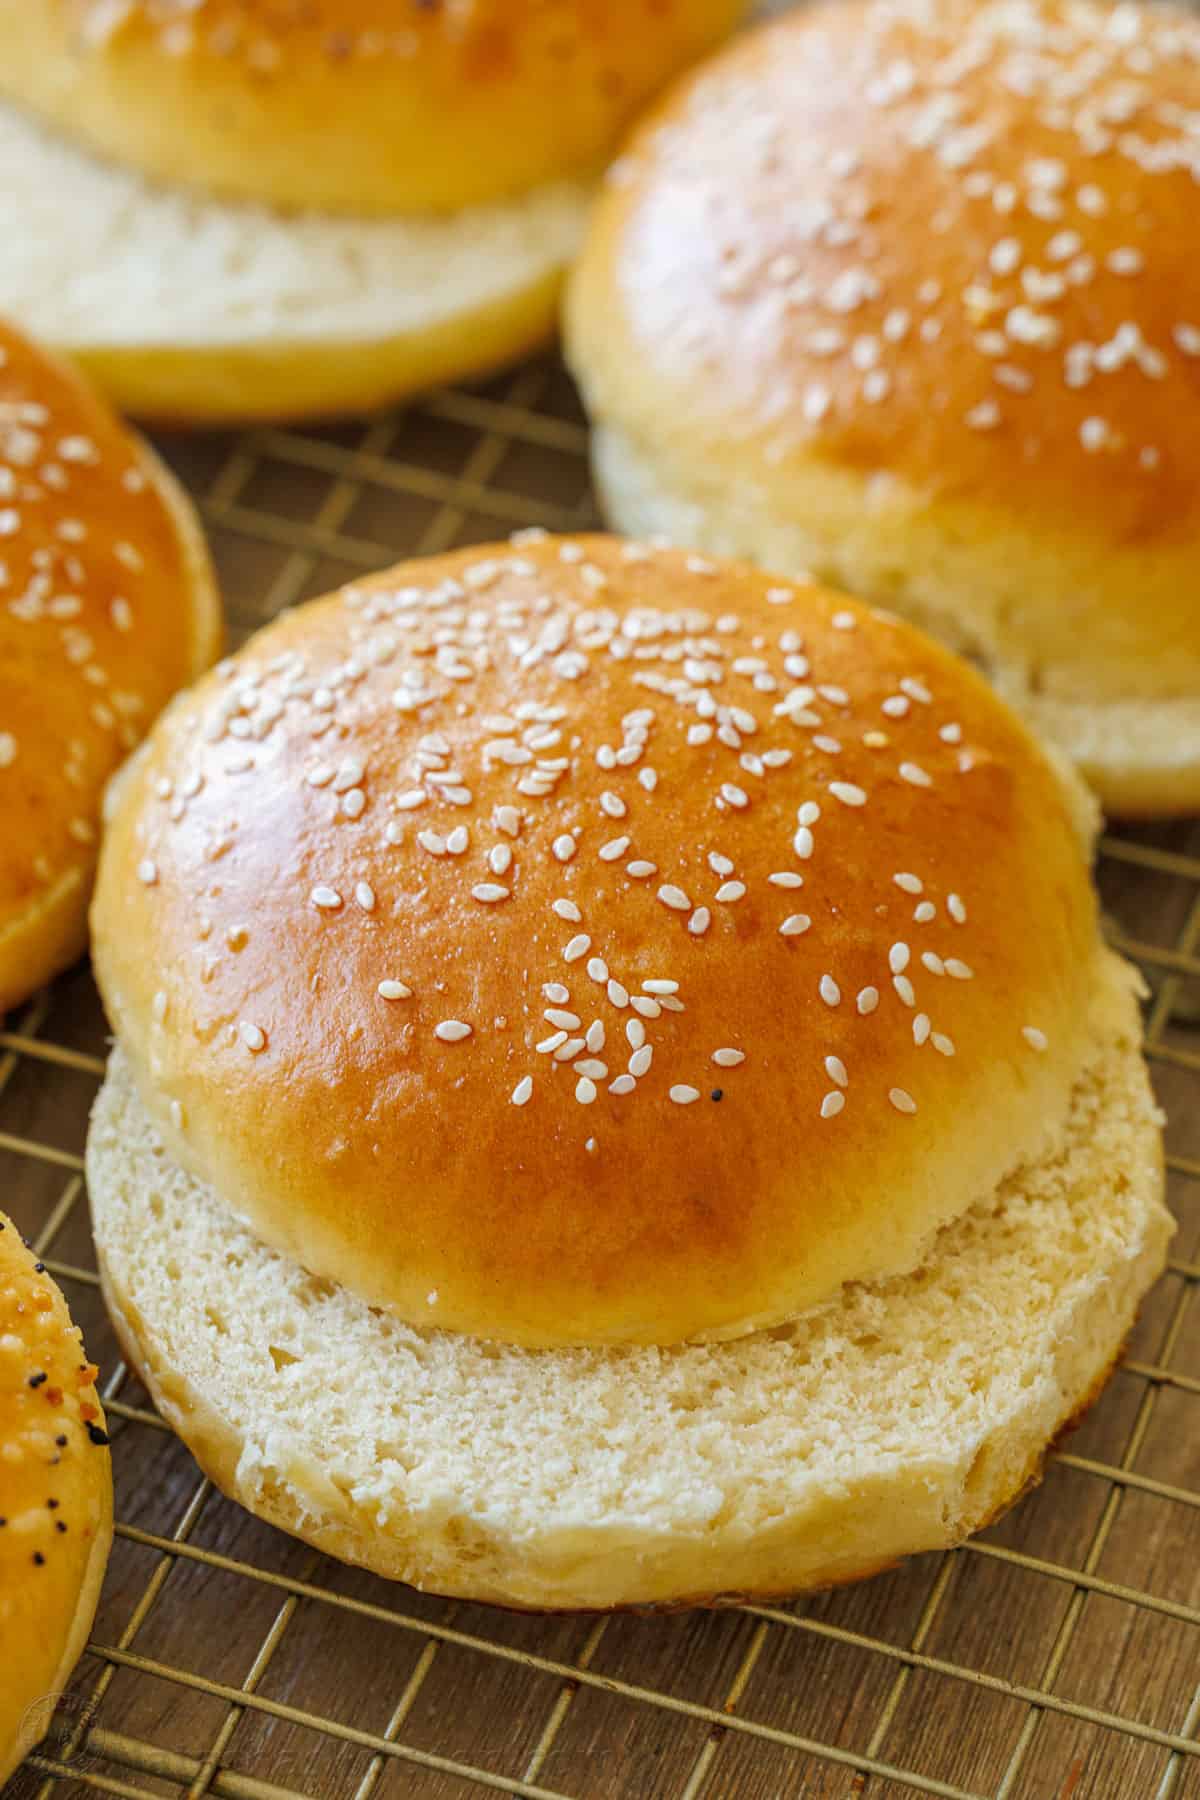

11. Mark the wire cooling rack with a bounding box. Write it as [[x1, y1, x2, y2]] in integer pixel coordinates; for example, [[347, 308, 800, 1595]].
[[3, 352, 1199, 1800]]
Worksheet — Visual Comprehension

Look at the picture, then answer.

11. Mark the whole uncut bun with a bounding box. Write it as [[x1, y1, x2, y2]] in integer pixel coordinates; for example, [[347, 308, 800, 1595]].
[[94, 535, 1112, 1351], [0, 1213, 112, 1786], [565, 0, 1200, 815], [0, 316, 220, 1016]]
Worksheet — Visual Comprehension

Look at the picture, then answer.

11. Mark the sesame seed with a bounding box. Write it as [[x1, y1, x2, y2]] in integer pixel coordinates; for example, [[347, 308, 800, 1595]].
[[545, 1009, 581, 1030], [914, 901, 936, 923], [472, 883, 510, 904], [689, 907, 711, 935], [417, 830, 446, 856], [626, 1019, 646, 1050], [894, 872, 923, 894], [922, 951, 946, 976], [712, 1048, 745, 1068], [543, 982, 569, 1004], [913, 1013, 931, 1046], [629, 1046, 654, 1078], [609, 1075, 636, 1096], [857, 987, 879, 1015], [587, 957, 609, 983], [780, 914, 812, 937], [599, 836, 630, 861], [239, 1022, 266, 1053], [575, 1077, 598, 1105], [563, 934, 591, 962], [1022, 1026, 1048, 1051], [889, 1088, 917, 1115], [311, 885, 342, 910], [378, 980, 411, 1000], [670, 1085, 701, 1105], [537, 1032, 568, 1055], [889, 942, 910, 974], [631, 996, 661, 1019], [553, 899, 582, 922], [932, 1034, 955, 1057], [552, 835, 577, 863], [947, 893, 967, 923], [489, 844, 512, 875], [720, 783, 749, 808], [626, 860, 657, 878], [945, 959, 974, 980], [658, 884, 691, 911], [819, 975, 841, 1007], [794, 826, 815, 859], [882, 695, 910, 718], [825, 1055, 848, 1087], [769, 871, 804, 888], [644, 980, 679, 995], [829, 780, 867, 807], [607, 979, 629, 1007], [893, 975, 916, 1007], [586, 1021, 606, 1053], [494, 804, 521, 836], [511, 1077, 533, 1107], [716, 881, 746, 903], [446, 826, 469, 855], [435, 1020, 472, 1043], [820, 1091, 846, 1119]]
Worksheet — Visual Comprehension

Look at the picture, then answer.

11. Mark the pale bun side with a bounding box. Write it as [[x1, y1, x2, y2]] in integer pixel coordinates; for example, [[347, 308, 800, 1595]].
[[92, 534, 1107, 1351], [0, 1, 744, 217], [0, 104, 587, 423], [564, 0, 1200, 815], [0, 320, 220, 1016], [0, 1214, 113, 1785], [86, 963, 1170, 1610], [590, 421, 1200, 817]]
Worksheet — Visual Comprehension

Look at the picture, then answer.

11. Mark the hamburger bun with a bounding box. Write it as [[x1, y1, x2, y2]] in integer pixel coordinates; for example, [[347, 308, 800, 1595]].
[[0, 316, 220, 1017], [0, 1, 742, 421], [564, 0, 1200, 816], [0, 1213, 112, 1785], [85, 536, 1171, 1607]]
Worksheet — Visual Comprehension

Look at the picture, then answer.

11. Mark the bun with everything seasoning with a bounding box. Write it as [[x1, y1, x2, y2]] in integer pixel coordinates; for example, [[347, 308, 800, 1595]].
[[86, 535, 1171, 1608], [0, 1213, 112, 1786]]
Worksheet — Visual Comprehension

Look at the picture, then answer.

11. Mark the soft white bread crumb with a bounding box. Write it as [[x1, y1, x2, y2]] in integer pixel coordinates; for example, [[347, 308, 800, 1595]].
[[87, 960, 1170, 1611], [0, 103, 587, 423], [591, 421, 1200, 819]]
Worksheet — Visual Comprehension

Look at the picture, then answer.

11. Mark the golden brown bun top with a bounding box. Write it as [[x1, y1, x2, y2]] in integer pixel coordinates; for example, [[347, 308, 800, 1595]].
[[0, 0, 745, 215], [94, 536, 1102, 1350], [568, 0, 1200, 544], [0, 1211, 110, 1766], [0, 317, 219, 1012]]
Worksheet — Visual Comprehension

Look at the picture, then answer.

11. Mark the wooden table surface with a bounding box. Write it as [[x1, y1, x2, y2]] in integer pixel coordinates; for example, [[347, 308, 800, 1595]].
[[3, 353, 1199, 1800]]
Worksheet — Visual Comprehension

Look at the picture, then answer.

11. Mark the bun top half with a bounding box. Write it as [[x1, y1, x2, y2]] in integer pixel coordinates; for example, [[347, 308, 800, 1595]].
[[0, 0, 745, 216], [94, 536, 1105, 1349], [566, 0, 1200, 706], [0, 315, 219, 1014]]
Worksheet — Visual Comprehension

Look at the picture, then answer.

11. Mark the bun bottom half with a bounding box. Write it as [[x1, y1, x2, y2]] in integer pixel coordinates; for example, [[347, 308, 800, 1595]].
[[590, 423, 1200, 820], [0, 104, 587, 425], [86, 962, 1170, 1612]]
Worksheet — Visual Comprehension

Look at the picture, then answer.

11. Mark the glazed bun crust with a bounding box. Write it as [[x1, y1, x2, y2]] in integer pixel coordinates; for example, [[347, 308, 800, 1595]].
[[0, 317, 221, 1014], [0, 1213, 112, 1787], [0, 0, 744, 216], [564, 0, 1200, 811], [94, 536, 1104, 1350]]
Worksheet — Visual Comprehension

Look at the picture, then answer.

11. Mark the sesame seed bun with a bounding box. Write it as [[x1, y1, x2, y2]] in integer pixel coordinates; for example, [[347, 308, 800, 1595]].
[[564, 0, 1200, 816], [93, 535, 1124, 1353], [85, 969, 1169, 1609], [0, 1, 744, 218], [0, 0, 742, 423], [0, 1213, 112, 1786], [0, 317, 221, 1017]]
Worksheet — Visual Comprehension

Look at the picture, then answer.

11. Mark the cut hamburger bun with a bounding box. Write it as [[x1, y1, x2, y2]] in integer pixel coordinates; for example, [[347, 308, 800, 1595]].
[[0, 1213, 112, 1785], [564, 0, 1200, 816], [85, 536, 1171, 1607], [87, 955, 1168, 1610], [0, 316, 220, 1018], [0, 1, 742, 422], [92, 536, 1115, 1353]]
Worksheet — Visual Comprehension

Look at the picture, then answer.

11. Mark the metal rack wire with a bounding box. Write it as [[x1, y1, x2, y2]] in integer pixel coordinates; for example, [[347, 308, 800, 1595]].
[[3, 352, 1198, 1800]]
